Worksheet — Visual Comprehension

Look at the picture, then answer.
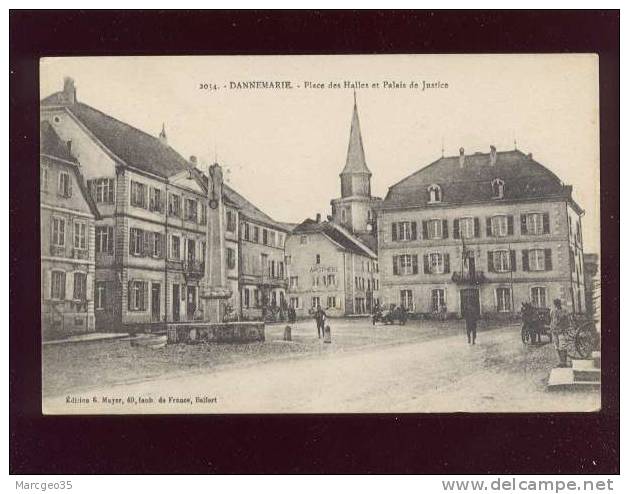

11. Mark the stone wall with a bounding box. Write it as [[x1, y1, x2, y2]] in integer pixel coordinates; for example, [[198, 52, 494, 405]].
[[167, 321, 265, 344]]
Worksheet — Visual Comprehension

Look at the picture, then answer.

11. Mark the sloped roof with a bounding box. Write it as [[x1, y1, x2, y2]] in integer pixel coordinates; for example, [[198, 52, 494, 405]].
[[340, 99, 371, 176], [40, 120, 77, 162], [383, 149, 573, 209], [293, 219, 376, 258], [41, 92, 191, 178], [224, 184, 289, 232]]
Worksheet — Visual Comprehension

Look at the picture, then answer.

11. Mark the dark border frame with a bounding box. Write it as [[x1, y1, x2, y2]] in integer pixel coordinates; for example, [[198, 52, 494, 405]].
[[10, 10, 619, 474]]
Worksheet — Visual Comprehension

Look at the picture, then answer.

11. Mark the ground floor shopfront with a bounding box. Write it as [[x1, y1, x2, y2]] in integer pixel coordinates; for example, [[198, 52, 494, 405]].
[[380, 278, 579, 318]]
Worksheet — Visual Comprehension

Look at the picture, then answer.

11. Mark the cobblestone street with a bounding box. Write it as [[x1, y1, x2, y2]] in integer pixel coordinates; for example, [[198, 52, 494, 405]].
[[43, 318, 600, 414]]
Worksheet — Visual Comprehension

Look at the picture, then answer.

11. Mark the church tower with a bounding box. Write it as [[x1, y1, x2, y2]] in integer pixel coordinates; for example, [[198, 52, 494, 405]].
[[331, 95, 381, 236]]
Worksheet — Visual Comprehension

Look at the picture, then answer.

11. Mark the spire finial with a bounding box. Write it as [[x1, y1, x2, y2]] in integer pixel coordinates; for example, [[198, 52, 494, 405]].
[[159, 123, 167, 145], [353, 89, 357, 106], [441, 137, 445, 158]]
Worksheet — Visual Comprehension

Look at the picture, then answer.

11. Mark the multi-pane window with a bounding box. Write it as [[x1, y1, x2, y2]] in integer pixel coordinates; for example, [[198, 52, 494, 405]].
[[290, 297, 300, 309], [96, 226, 113, 254], [400, 289, 413, 310], [129, 228, 143, 256], [429, 253, 444, 274], [493, 250, 511, 272], [73, 272, 87, 300], [398, 221, 415, 241], [171, 235, 180, 260], [278, 233, 285, 248], [400, 254, 414, 275], [300, 235, 307, 245], [149, 187, 163, 212], [52, 217, 65, 246], [459, 217, 475, 238], [58, 171, 71, 197], [496, 288, 512, 312], [289, 276, 299, 289], [252, 226, 260, 243], [254, 289, 260, 307], [263, 229, 269, 245], [89, 178, 115, 203], [427, 184, 442, 203], [130, 181, 147, 208], [326, 274, 336, 286], [185, 198, 198, 222], [491, 215, 508, 237], [531, 287, 547, 308], [152, 232, 162, 257], [51, 271, 66, 299], [200, 204, 207, 225], [526, 213, 544, 235], [168, 194, 181, 217], [312, 296, 320, 308], [41, 166, 49, 192], [431, 289, 446, 312], [316, 254, 321, 264], [428, 219, 443, 239], [528, 249, 546, 271], [73, 222, 87, 250], [129, 281, 147, 311], [243, 288, 250, 308], [95, 281, 106, 309], [327, 296, 337, 308], [491, 178, 505, 199], [312, 276, 320, 288]]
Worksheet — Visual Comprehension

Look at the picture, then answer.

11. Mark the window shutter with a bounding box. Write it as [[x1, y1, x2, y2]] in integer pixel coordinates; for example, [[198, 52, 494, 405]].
[[544, 248, 553, 271], [108, 227, 114, 254], [486, 217, 492, 237], [487, 251, 495, 273], [510, 250, 517, 272], [109, 179, 115, 203], [412, 255, 418, 274], [507, 215, 514, 235], [87, 180, 94, 200], [43, 270, 51, 300], [143, 282, 149, 311], [129, 229, 134, 255], [474, 217, 480, 238], [422, 221, 428, 240], [543, 213, 550, 234], [391, 223, 398, 241], [520, 214, 528, 235], [522, 250, 530, 271], [411, 221, 418, 240], [453, 219, 460, 239], [392, 256, 399, 275], [143, 231, 151, 256], [86, 273, 93, 303], [442, 219, 449, 238], [423, 255, 430, 274], [444, 253, 450, 273], [128, 281, 133, 310]]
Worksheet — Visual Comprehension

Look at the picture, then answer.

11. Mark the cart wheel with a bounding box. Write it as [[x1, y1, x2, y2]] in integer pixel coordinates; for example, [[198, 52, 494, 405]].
[[575, 321, 598, 359]]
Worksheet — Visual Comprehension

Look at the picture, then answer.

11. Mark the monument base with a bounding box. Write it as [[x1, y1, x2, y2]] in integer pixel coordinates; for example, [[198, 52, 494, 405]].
[[167, 321, 265, 344]]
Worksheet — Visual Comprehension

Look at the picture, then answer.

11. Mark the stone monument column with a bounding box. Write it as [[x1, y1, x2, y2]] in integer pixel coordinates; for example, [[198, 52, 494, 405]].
[[200, 162, 232, 323]]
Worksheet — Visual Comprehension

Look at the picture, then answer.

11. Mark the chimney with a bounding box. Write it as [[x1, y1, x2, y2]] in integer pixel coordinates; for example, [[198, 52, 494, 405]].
[[159, 123, 168, 145], [316, 213, 321, 223], [459, 147, 465, 168], [63, 77, 76, 105], [527, 152, 533, 160], [490, 145, 497, 165], [189, 155, 198, 166]]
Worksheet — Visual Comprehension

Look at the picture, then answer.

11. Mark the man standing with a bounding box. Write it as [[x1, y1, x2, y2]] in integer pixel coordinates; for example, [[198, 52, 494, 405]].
[[464, 304, 479, 345], [314, 306, 327, 339], [550, 298, 569, 367]]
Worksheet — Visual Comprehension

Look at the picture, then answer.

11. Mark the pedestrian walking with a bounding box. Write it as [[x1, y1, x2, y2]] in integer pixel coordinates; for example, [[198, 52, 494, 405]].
[[550, 299, 570, 367], [314, 306, 327, 339], [464, 305, 479, 345]]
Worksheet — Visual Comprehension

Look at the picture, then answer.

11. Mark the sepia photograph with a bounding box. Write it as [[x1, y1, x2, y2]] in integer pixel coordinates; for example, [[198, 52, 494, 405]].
[[38, 54, 602, 415]]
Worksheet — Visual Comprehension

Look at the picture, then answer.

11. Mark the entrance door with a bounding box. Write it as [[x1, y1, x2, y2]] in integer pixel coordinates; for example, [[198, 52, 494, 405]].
[[172, 284, 180, 322], [460, 288, 480, 317], [187, 286, 197, 320], [151, 283, 161, 322]]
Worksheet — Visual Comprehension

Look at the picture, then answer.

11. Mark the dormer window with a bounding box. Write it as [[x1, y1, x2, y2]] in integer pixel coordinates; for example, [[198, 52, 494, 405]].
[[427, 184, 442, 203], [491, 178, 505, 199]]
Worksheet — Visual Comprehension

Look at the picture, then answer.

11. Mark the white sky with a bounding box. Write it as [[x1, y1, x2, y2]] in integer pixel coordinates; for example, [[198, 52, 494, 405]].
[[40, 55, 600, 253]]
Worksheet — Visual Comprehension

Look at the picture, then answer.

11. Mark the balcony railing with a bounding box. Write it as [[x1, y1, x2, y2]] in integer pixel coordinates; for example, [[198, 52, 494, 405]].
[[451, 270, 487, 285], [183, 260, 204, 279]]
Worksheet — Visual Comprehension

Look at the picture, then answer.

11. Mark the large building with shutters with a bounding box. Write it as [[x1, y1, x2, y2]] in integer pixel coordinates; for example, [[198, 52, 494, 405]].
[[377, 146, 586, 318], [41, 77, 288, 332]]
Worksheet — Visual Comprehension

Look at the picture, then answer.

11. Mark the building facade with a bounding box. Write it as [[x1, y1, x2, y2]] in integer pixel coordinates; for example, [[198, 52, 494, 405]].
[[583, 253, 600, 318], [377, 147, 586, 318], [40, 77, 286, 332], [40, 121, 99, 338], [285, 218, 379, 317]]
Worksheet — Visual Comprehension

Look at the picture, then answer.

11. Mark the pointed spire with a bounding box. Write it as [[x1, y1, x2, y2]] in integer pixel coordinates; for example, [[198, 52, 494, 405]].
[[341, 94, 371, 176], [159, 123, 168, 145]]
